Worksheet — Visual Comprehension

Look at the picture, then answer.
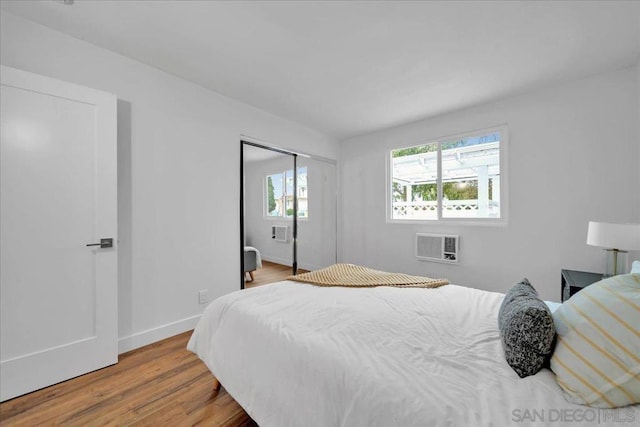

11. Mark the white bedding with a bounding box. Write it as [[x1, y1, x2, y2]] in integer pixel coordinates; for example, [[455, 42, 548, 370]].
[[187, 281, 639, 426]]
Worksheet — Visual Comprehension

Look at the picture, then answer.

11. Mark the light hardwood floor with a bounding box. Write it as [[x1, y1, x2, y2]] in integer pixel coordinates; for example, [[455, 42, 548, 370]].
[[244, 260, 307, 289], [0, 331, 256, 426]]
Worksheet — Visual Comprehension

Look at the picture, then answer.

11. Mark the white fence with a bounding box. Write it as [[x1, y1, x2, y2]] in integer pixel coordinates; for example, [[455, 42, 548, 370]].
[[392, 200, 499, 219]]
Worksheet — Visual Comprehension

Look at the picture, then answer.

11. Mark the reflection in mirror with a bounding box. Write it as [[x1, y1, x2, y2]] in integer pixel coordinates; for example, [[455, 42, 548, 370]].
[[241, 141, 337, 290], [296, 157, 337, 271], [242, 143, 295, 288]]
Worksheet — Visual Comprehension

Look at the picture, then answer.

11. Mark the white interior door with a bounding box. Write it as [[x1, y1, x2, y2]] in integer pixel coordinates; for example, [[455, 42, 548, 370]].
[[0, 66, 117, 401]]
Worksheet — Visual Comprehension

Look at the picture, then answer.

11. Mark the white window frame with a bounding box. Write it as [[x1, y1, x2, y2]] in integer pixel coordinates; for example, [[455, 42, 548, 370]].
[[386, 125, 508, 226], [264, 167, 309, 220]]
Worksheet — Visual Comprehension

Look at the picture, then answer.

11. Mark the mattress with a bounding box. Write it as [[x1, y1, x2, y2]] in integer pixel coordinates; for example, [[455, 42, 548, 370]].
[[187, 281, 639, 426]]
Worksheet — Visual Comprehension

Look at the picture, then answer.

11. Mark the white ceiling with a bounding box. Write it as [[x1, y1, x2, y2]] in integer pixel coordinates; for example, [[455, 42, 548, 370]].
[[2, 1, 639, 140]]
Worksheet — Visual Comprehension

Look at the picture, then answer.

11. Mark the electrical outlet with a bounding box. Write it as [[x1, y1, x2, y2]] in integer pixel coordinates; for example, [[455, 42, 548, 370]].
[[198, 290, 209, 304]]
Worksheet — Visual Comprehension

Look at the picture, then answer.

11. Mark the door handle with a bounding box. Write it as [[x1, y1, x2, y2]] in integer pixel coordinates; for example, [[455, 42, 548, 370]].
[[86, 238, 113, 248]]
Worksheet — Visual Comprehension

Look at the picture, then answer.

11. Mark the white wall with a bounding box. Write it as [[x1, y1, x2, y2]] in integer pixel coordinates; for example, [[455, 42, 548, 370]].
[[339, 66, 640, 301], [244, 153, 337, 271], [0, 12, 338, 352]]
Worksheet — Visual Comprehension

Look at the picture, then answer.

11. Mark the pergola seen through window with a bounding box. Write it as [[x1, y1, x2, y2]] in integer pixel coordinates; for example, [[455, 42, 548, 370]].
[[390, 129, 503, 221]]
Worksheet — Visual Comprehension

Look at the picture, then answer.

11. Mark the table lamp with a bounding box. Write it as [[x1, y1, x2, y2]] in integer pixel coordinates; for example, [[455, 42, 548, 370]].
[[586, 221, 640, 277]]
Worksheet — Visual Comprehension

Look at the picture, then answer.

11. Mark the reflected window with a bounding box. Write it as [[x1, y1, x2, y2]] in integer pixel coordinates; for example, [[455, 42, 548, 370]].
[[265, 166, 308, 218]]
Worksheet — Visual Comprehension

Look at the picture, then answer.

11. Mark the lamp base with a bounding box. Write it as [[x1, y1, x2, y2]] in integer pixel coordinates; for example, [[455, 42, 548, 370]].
[[602, 249, 627, 277]]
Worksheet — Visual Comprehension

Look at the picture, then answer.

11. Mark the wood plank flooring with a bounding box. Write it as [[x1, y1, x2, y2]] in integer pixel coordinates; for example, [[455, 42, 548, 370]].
[[0, 331, 256, 427], [244, 260, 307, 289]]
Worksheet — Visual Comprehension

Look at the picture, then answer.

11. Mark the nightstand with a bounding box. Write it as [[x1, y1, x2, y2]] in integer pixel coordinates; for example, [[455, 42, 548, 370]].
[[561, 269, 603, 302]]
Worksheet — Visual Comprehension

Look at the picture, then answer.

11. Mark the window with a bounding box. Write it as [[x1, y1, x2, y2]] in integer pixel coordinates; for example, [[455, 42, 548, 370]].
[[266, 166, 308, 218], [389, 127, 505, 222]]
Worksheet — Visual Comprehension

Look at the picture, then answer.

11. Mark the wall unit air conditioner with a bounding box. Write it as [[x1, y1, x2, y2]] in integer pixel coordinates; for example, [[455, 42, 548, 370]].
[[415, 233, 459, 263], [272, 225, 289, 243]]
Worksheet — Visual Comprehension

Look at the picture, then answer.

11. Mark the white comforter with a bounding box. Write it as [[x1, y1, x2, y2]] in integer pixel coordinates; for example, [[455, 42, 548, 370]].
[[187, 281, 639, 426]]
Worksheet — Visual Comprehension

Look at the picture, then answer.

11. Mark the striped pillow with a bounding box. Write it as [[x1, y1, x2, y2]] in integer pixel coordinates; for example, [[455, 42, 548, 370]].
[[550, 273, 640, 408]]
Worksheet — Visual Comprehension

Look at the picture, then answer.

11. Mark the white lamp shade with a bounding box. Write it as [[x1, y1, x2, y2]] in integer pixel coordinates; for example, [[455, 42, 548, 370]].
[[586, 221, 640, 250]]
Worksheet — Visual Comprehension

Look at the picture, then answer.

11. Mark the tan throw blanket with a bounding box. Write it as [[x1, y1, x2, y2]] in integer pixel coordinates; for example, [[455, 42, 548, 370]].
[[287, 263, 448, 288]]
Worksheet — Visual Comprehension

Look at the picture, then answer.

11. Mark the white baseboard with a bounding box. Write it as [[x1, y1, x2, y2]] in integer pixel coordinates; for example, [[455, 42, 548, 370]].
[[261, 255, 322, 271], [261, 254, 292, 266], [298, 262, 323, 271], [118, 314, 201, 354]]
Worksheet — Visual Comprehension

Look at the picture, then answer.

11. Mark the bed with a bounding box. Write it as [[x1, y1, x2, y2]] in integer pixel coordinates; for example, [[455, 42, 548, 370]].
[[187, 278, 639, 426]]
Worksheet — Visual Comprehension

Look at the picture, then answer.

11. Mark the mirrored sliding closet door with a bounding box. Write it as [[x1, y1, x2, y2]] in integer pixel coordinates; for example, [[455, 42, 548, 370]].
[[240, 140, 336, 289]]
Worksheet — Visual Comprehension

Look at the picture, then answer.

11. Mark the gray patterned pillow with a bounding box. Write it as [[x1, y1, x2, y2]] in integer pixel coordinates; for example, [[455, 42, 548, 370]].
[[498, 278, 556, 378]]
